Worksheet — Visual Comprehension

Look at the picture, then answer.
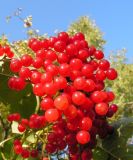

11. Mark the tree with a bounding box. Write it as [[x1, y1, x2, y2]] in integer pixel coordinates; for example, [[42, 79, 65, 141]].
[[68, 16, 105, 49]]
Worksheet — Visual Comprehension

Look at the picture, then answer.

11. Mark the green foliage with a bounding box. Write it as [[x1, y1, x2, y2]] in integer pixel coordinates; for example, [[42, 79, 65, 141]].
[[106, 49, 133, 119], [67, 16, 106, 49], [0, 61, 36, 118]]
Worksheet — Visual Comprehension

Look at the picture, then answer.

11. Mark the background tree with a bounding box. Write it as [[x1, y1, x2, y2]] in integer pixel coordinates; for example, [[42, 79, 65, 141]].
[[68, 16, 105, 49]]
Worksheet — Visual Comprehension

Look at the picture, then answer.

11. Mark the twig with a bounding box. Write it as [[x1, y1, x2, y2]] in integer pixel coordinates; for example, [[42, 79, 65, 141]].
[[0, 72, 12, 77], [35, 96, 40, 114], [0, 137, 14, 147]]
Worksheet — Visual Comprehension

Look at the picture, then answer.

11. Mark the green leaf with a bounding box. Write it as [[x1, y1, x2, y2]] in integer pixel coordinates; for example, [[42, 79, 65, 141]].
[[93, 148, 109, 160], [0, 138, 14, 159], [101, 117, 133, 160], [0, 74, 36, 118]]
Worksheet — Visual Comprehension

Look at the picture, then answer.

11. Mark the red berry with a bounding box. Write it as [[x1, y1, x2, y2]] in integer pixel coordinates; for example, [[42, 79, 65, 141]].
[[21, 149, 30, 158], [106, 68, 118, 80], [95, 102, 108, 115], [33, 83, 45, 96], [19, 67, 31, 79], [48, 37, 58, 47], [45, 50, 57, 61], [32, 57, 43, 69], [94, 50, 104, 60], [58, 32, 69, 42], [74, 32, 85, 40], [54, 95, 69, 111], [110, 104, 118, 113], [18, 124, 26, 132], [54, 76, 67, 89], [73, 77, 86, 90], [66, 44, 78, 57], [80, 117, 92, 131], [59, 63, 70, 77], [54, 40, 66, 52], [88, 46, 96, 55], [40, 72, 53, 84], [91, 91, 107, 103], [70, 58, 83, 70], [64, 104, 77, 119], [13, 139, 21, 146], [99, 59, 110, 70], [106, 91, 115, 102], [46, 64, 59, 76], [78, 49, 89, 61], [43, 82, 57, 95], [81, 64, 94, 78], [10, 58, 22, 72], [84, 79, 96, 92], [40, 39, 49, 49], [45, 109, 59, 122], [41, 97, 54, 110], [72, 91, 86, 105], [36, 49, 46, 60], [30, 71, 41, 84], [21, 54, 33, 67], [76, 130, 90, 144], [14, 145, 23, 154], [30, 149, 38, 158], [95, 69, 106, 81], [58, 52, 69, 63]]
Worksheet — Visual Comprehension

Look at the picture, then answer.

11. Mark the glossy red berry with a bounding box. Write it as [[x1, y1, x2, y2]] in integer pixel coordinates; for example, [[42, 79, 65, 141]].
[[54, 95, 69, 111], [80, 117, 92, 131], [18, 124, 26, 132], [99, 59, 110, 70], [10, 59, 22, 72], [95, 102, 108, 115], [58, 32, 69, 42], [76, 130, 90, 144], [14, 145, 23, 154], [70, 58, 83, 70], [94, 50, 104, 60], [106, 68, 118, 80], [21, 54, 33, 67], [21, 149, 30, 158], [45, 109, 59, 122], [72, 91, 86, 105], [41, 97, 54, 110], [110, 104, 118, 113], [54, 40, 66, 52], [30, 149, 38, 158]]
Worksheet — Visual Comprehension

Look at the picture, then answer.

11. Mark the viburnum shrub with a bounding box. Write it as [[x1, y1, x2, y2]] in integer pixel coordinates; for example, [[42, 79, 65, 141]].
[[1, 31, 118, 159]]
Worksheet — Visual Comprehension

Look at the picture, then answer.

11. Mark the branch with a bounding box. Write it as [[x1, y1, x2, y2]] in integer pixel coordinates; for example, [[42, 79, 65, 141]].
[[35, 96, 40, 114], [0, 72, 12, 77]]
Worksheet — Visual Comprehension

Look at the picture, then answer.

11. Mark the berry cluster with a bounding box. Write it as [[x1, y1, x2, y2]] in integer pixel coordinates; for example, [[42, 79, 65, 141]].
[[0, 45, 14, 58], [13, 139, 38, 158], [7, 32, 118, 160]]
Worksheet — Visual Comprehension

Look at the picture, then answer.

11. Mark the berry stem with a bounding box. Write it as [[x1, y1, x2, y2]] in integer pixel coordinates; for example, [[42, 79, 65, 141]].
[[35, 96, 40, 114], [0, 72, 13, 77], [1, 151, 7, 160]]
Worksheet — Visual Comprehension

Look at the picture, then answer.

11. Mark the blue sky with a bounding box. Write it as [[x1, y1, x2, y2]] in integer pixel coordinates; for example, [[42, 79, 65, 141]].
[[0, 0, 133, 62]]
